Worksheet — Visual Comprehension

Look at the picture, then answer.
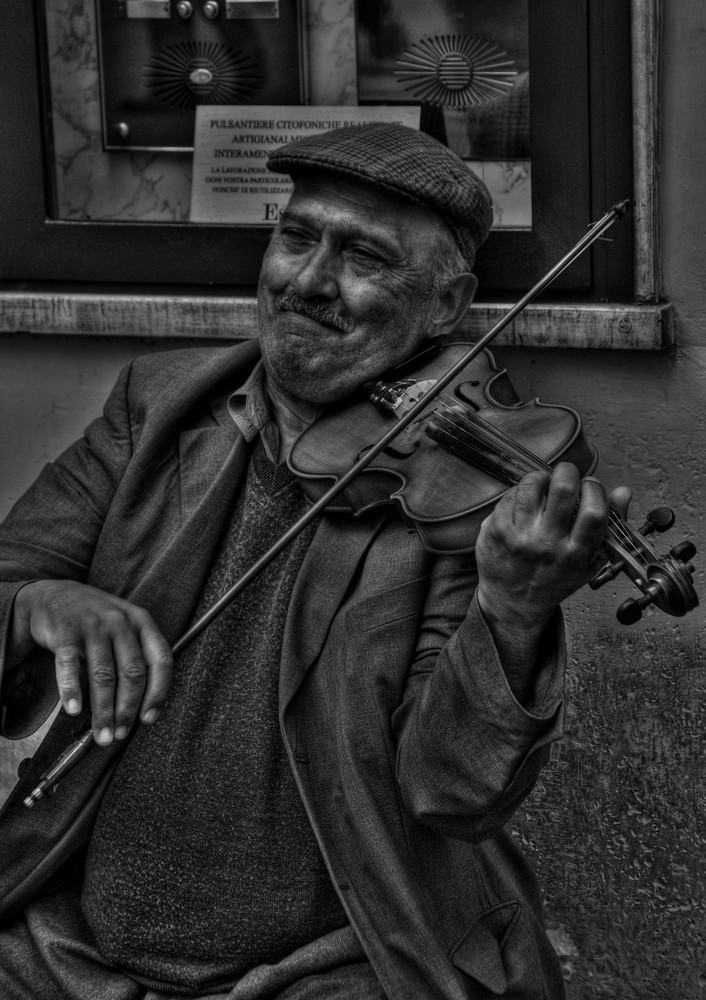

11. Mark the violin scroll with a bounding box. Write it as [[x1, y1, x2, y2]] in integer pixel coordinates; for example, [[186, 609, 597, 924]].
[[589, 505, 699, 624]]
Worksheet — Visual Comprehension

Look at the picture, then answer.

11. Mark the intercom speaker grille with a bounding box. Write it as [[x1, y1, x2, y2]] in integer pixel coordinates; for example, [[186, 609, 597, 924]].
[[394, 35, 517, 109], [142, 41, 262, 110]]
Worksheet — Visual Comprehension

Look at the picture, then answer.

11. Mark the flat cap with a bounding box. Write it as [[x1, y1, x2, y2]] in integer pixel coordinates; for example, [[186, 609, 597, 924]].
[[267, 123, 493, 270]]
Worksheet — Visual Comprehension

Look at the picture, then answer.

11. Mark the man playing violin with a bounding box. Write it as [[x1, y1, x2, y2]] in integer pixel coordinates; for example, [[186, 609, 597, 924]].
[[0, 125, 620, 999]]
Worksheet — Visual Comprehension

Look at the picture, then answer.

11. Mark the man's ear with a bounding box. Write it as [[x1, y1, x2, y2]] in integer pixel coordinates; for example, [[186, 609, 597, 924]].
[[429, 273, 478, 337]]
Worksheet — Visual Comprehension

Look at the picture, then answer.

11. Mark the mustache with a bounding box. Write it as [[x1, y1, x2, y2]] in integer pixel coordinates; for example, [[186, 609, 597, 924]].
[[277, 293, 352, 333]]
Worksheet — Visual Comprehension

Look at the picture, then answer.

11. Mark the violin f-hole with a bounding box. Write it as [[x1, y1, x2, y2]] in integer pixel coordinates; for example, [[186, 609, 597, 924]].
[[454, 380, 482, 411]]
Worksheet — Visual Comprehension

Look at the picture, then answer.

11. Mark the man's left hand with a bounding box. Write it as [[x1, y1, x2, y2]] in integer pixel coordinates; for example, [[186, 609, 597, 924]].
[[474, 462, 627, 702]]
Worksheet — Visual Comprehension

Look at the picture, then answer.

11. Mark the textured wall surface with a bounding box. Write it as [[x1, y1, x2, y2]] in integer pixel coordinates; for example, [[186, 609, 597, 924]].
[[1, 3, 705, 997], [497, 346, 706, 998]]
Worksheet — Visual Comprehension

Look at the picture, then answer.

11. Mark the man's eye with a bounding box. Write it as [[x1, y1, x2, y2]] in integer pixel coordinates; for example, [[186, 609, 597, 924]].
[[348, 247, 382, 266], [280, 228, 314, 248]]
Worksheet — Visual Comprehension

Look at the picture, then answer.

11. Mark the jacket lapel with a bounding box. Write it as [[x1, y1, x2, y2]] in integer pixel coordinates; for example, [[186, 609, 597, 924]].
[[160, 430, 252, 643], [178, 381, 248, 524], [279, 508, 389, 710], [178, 424, 243, 524], [121, 421, 253, 646]]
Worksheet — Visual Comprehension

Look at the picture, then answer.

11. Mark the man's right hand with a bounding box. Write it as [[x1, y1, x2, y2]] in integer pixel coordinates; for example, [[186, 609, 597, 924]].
[[8, 580, 174, 746]]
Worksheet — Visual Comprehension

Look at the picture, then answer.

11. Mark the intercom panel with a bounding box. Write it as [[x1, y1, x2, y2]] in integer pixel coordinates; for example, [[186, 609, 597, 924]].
[[96, 0, 304, 150]]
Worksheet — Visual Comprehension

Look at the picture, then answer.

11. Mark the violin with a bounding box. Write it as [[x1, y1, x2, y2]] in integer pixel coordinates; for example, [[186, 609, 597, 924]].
[[290, 339, 698, 625], [23, 199, 699, 806], [290, 341, 595, 553]]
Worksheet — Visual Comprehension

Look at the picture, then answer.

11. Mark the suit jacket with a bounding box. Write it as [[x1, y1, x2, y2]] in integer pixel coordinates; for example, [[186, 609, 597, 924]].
[[0, 341, 567, 999]]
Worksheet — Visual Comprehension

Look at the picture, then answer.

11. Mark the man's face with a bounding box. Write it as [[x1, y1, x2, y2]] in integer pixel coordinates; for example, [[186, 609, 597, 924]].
[[257, 172, 453, 405]]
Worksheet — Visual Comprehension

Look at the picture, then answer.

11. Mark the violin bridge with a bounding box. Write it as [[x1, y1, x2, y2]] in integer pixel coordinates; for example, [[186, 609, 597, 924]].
[[367, 378, 438, 414]]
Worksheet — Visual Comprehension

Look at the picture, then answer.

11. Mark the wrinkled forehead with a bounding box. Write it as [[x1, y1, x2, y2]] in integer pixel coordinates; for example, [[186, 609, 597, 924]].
[[283, 170, 454, 248]]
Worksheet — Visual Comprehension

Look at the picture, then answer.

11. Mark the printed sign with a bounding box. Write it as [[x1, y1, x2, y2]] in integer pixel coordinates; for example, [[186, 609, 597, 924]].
[[190, 105, 421, 225]]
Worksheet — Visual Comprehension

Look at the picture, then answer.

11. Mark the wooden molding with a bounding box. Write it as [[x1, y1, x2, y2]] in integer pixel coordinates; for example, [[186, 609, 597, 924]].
[[0, 291, 672, 350]]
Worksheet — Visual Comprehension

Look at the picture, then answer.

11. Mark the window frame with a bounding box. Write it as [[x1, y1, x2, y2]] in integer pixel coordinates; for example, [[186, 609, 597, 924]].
[[0, 0, 668, 348]]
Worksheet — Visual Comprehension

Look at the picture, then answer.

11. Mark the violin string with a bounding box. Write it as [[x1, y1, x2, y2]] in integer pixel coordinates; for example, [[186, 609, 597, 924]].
[[407, 390, 515, 459], [430, 397, 638, 547], [431, 392, 554, 477], [400, 388, 640, 555], [421, 393, 645, 561], [431, 398, 646, 558], [429, 401, 642, 559]]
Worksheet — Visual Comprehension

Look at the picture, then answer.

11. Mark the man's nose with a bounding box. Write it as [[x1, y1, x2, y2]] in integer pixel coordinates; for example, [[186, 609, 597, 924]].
[[290, 247, 338, 300]]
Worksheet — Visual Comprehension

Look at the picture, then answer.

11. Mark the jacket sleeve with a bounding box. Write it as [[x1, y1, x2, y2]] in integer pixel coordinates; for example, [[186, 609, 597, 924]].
[[391, 551, 565, 843], [0, 362, 135, 738]]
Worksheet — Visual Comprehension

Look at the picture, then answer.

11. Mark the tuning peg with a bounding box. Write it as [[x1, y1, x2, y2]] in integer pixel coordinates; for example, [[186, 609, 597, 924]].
[[589, 560, 623, 590], [638, 507, 675, 535], [670, 540, 697, 564], [616, 594, 653, 624]]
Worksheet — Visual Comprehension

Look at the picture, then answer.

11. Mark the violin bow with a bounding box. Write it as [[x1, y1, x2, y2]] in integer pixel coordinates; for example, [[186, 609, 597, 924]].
[[24, 199, 633, 806]]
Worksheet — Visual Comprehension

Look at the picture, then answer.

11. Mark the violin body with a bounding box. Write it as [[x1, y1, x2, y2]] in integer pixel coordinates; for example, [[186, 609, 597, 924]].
[[289, 343, 597, 553], [290, 340, 698, 623]]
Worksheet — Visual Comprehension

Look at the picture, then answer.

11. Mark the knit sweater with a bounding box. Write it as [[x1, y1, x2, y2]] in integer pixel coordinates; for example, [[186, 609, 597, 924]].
[[81, 443, 348, 994]]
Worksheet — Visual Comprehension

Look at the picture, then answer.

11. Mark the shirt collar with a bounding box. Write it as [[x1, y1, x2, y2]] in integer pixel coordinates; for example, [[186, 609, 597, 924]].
[[227, 359, 281, 462]]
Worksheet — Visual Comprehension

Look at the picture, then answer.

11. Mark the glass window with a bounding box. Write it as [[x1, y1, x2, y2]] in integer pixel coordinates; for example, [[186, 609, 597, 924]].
[[356, 0, 531, 230], [0, 0, 632, 299]]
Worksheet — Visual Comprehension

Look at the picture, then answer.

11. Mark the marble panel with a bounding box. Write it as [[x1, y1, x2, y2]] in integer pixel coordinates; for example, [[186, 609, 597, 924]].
[[46, 0, 192, 221]]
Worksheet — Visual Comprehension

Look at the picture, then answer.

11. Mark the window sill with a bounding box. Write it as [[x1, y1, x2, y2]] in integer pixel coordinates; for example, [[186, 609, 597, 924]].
[[0, 291, 672, 350]]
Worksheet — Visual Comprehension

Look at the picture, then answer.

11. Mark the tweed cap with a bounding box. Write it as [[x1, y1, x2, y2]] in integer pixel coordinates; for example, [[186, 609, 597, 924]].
[[266, 123, 493, 270]]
